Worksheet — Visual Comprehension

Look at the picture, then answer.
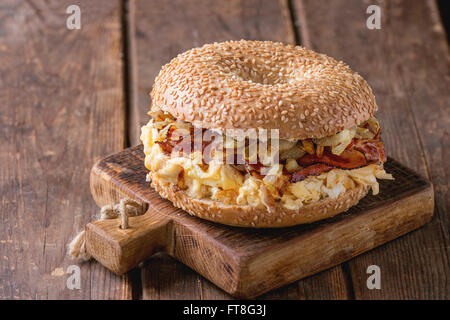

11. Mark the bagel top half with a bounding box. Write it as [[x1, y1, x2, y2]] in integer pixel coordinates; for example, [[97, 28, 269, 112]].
[[151, 40, 377, 140]]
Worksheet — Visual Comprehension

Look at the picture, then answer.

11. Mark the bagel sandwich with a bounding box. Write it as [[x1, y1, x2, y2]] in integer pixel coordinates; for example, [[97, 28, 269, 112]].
[[140, 40, 393, 228]]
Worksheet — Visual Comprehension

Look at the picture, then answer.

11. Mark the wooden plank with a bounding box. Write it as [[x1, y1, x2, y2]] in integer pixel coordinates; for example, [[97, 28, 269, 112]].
[[0, 0, 132, 299], [128, 0, 353, 299], [142, 253, 205, 300], [259, 267, 350, 300], [295, 0, 449, 299], [87, 145, 433, 298]]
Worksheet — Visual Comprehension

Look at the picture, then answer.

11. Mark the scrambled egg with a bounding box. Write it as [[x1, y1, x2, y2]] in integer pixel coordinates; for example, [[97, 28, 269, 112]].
[[141, 118, 393, 210]]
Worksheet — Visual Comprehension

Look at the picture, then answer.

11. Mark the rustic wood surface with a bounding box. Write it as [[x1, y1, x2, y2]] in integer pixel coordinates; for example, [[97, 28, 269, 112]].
[[0, 0, 448, 299], [86, 145, 434, 298], [0, 0, 137, 299]]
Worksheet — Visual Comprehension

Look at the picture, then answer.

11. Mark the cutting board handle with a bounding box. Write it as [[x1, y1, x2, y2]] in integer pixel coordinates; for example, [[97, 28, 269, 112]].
[[85, 209, 171, 274]]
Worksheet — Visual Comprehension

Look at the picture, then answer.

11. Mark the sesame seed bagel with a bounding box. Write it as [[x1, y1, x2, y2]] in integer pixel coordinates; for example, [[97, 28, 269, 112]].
[[149, 173, 369, 228], [151, 40, 377, 140]]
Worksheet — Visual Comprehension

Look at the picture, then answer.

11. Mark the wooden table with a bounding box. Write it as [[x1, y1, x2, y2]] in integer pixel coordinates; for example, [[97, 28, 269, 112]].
[[0, 0, 448, 300]]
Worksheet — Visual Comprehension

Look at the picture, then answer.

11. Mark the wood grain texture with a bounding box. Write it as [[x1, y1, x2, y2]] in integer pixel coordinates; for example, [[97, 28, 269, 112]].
[[294, 0, 449, 299], [87, 145, 434, 298], [0, 0, 132, 299]]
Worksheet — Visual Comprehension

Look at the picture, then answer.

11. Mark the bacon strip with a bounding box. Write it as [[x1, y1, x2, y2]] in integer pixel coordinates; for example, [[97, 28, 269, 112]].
[[290, 138, 386, 182], [291, 164, 333, 182], [353, 139, 387, 163], [298, 148, 368, 169], [155, 126, 209, 157], [155, 125, 387, 183]]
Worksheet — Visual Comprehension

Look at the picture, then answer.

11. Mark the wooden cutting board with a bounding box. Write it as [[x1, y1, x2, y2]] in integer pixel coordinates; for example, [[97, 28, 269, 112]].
[[86, 145, 434, 298]]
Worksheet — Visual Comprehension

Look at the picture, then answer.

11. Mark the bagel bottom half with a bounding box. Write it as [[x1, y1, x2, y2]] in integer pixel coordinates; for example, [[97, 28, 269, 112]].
[[148, 172, 370, 228]]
